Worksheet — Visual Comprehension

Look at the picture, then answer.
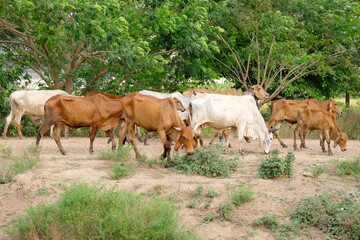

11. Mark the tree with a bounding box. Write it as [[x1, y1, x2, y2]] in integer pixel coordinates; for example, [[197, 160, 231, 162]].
[[208, 0, 360, 104], [0, 0, 221, 94]]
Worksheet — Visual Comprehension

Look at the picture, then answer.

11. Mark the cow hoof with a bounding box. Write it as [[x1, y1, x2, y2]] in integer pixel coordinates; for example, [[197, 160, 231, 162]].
[[303, 146, 309, 149], [107, 138, 112, 144], [328, 153, 333, 156], [89, 151, 95, 155], [323, 150, 327, 153], [3, 136, 7, 139], [61, 151, 67, 155], [144, 143, 149, 146], [282, 144, 288, 148]]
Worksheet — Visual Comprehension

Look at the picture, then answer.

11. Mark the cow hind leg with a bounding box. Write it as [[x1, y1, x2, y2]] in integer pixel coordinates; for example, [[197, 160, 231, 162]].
[[273, 122, 287, 148], [2, 112, 14, 139], [143, 130, 150, 146], [235, 126, 246, 155], [105, 129, 116, 151], [53, 123, 67, 155], [12, 113, 25, 139], [209, 131, 219, 145]]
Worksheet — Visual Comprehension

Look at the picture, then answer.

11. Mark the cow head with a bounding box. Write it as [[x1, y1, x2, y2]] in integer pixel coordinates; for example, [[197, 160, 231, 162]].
[[251, 85, 270, 100], [173, 126, 196, 155], [172, 97, 185, 112], [334, 132, 348, 151], [329, 99, 342, 114], [260, 131, 272, 154]]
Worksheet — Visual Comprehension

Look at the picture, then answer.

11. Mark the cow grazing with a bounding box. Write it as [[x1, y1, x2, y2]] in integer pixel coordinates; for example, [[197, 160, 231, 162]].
[[2, 90, 71, 139], [118, 92, 197, 158], [293, 107, 347, 156], [266, 99, 342, 148], [36, 94, 124, 155], [190, 94, 272, 154]]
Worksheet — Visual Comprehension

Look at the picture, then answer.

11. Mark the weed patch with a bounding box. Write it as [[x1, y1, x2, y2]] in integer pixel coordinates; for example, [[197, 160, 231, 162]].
[[253, 215, 279, 232], [100, 147, 134, 180], [229, 185, 254, 206], [291, 193, 360, 240], [7, 183, 197, 240], [336, 157, 360, 178], [164, 147, 240, 178]]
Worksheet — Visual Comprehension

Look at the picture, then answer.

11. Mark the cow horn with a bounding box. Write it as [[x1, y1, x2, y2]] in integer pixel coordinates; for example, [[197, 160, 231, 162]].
[[173, 126, 182, 131], [268, 128, 278, 133], [193, 89, 198, 95]]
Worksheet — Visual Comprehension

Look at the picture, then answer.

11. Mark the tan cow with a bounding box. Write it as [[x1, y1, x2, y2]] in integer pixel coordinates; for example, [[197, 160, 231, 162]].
[[294, 107, 347, 156], [36, 94, 124, 155], [266, 99, 342, 148], [118, 92, 197, 158], [2, 90, 70, 139]]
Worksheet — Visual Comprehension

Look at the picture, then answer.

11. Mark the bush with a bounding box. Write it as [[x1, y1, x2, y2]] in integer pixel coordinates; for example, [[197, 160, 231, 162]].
[[258, 150, 294, 179], [253, 215, 279, 232], [336, 104, 360, 140], [291, 193, 360, 240], [8, 183, 197, 240], [164, 146, 240, 178], [230, 186, 254, 206]]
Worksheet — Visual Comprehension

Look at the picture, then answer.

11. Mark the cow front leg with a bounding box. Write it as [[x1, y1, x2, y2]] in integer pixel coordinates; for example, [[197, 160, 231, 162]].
[[319, 133, 327, 153], [105, 129, 116, 151], [300, 126, 309, 149], [157, 130, 171, 158], [36, 118, 55, 146], [293, 123, 303, 151], [235, 126, 246, 155], [89, 126, 98, 155], [53, 123, 67, 155], [323, 130, 333, 156]]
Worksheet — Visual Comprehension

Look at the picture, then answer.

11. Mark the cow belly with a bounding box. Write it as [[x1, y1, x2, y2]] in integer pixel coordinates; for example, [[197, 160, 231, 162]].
[[99, 117, 121, 131]]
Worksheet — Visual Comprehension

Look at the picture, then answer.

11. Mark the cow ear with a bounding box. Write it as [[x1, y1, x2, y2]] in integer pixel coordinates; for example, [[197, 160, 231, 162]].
[[174, 136, 182, 151], [328, 103, 333, 112], [193, 89, 198, 95], [193, 136, 198, 148]]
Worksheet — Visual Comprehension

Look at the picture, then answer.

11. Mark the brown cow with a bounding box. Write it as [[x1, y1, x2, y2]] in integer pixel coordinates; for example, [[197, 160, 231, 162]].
[[266, 99, 342, 148], [186, 85, 270, 147], [118, 92, 197, 158], [294, 107, 347, 156], [36, 94, 124, 155]]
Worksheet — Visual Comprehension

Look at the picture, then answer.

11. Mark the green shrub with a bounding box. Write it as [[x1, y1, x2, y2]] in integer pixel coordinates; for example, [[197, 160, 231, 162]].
[[110, 163, 133, 179], [258, 150, 294, 179], [206, 189, 219, 198], [8, 183, 197, 240], [311, 165, 326, 178], [253, 215, 279, 232], [100, 147, 134, 180], [219, 203, 235, 221], [291, 193, 360, 240], [336, 157, 360, 177], [164, 147, 240, 178], [230, 186, 254, 206]]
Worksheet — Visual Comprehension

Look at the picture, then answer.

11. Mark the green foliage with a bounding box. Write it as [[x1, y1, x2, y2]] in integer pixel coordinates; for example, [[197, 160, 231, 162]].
[[230, 186, 254, 206], [258, 150, 295, 179], [202, 215, 214, 223], [0, 143, 41, 184], [336, 104, 360, 140], [7, 183, 197, 240], [336, 157, 360, 178], [99, 147, 134, 180], [219, 203, 235, 221], [110, 163, 133, 180], [311, 165, 326, 178], [99, 146, 132, 162], [206, 189, 219, 198], [291, 193, 360, 240], [253, 215, 279, 232], [164, 146, 240, 178]]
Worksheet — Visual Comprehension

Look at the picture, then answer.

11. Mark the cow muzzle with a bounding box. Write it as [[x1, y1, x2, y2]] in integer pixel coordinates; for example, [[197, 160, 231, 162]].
[[187, 151, 194, 156], [341, 148, 347, 152], [264, 150, 270, 155]]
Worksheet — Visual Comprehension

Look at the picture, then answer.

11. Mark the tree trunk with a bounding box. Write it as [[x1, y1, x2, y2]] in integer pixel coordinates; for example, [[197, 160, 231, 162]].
[[65, 79, 72, 94], [345, 92, 350, 107]]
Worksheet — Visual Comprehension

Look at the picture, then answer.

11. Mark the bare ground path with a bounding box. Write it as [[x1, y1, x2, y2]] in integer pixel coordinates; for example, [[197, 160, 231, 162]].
[[1, 136, 359, 240]]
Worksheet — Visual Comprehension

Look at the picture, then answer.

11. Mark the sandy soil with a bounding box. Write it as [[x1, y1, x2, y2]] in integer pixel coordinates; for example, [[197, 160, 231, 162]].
[[0, 136, 359, 240]]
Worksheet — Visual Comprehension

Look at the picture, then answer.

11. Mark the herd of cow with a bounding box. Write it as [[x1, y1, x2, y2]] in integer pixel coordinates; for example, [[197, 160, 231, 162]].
[[1, 85, 347, 159]]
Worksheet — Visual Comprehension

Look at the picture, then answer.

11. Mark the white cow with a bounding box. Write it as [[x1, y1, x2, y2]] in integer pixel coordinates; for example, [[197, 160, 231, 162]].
[[2, 90, 71, 139], [190, 94, 272, 154]]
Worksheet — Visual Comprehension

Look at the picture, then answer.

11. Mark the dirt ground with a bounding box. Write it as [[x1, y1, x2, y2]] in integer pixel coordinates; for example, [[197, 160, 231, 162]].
[[0, 135, 359, 240]]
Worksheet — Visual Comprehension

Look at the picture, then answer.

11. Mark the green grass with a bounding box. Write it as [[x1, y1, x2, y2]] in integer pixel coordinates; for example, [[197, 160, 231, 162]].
[[7, 183, 198, 240], [219, 202, 235, 221], [258, 150, 295, 179], [99, 146, 134, 180], [0, 143, 41, 184], [336, 157, 360, 178], [230, 186, 254, 206]]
